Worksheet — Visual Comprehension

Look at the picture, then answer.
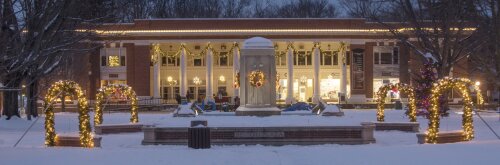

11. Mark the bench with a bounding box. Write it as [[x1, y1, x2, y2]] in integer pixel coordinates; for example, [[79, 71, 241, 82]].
[[55, 135, 102, 147], [416, 131, 466, 144], [95, 124, 145, 134], [374, 122, 420, 132]]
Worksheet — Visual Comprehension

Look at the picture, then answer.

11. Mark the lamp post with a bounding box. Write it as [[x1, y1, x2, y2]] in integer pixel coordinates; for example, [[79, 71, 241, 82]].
[[193, 76, 202, 101]]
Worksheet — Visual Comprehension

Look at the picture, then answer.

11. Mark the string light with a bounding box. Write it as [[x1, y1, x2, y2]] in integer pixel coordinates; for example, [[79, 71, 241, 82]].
[[94, 84, 138, 126], [376, 83, 417, 122], [425, 77, 479, 144], [249, 70, 265, 88], [44, 80, 93, 148]]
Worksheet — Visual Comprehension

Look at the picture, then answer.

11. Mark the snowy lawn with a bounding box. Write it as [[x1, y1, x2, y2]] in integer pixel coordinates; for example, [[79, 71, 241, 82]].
[[1, 109, 499, 165]]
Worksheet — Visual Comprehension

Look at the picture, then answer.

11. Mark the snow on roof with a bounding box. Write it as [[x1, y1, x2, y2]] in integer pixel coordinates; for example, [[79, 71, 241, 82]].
[[243, 37, 273, 49]]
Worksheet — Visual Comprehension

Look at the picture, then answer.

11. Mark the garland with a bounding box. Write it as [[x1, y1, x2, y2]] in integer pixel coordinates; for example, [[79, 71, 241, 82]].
[[234, 72, 240, 88], [249, 70, 265, 88], [376, 83, 417, 122], [44, 80, 93, 148], [94, 84, 138, 126], [426, 77, 480, 143]]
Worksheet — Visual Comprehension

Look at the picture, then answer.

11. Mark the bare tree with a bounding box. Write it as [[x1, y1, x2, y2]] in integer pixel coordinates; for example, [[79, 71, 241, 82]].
[[470, 0, 500, 101], [278, 0, 339, 18], [0, 0, 114, 119], [221, 0, 251, 18], [343, 0, 482, 78]]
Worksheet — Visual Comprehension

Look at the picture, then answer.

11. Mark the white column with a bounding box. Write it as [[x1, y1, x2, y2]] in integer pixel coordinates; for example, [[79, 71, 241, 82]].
[[232, 44, 240, 98], [312, 45, 321, 104], [179, 45, 187, 97], [285, 46, 295, 104], [153, 61, 161, 98], [152, 43, 161, 98], [340, 43, 348, 99], [205, 46, 214, 103]]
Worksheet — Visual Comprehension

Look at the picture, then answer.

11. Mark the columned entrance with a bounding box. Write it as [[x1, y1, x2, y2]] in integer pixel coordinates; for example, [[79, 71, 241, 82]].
[[149, 41, 351, 104]]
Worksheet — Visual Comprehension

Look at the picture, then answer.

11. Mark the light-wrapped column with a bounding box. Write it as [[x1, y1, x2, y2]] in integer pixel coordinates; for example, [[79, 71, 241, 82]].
[[232, 44, 240, 98]]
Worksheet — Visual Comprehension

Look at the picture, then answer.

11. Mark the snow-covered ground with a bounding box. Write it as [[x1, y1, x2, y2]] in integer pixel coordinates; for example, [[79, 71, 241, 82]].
[[1, 109, 499, 165]]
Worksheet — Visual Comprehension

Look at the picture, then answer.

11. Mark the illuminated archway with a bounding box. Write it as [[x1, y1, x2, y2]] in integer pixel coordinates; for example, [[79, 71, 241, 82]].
[[376, 83, 417, 122], [44, 80, 93, 147], [94, 84, 138, 126], [426, 77, 482, 143]]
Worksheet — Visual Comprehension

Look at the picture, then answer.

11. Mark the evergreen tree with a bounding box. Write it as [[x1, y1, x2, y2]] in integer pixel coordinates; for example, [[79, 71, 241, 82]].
[[414, 60, 436, 117]]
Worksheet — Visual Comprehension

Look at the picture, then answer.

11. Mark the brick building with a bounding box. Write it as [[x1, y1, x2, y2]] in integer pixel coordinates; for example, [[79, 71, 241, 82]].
[[56, 18, 477, 104]]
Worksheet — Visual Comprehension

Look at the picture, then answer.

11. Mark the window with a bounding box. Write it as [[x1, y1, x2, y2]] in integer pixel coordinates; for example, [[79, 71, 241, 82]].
[[101, 56, 107, 66], [194, 58, 202, 66], [374, 46, 399, 65], [163, 87, 170, 99], [393, 47, 399, 64], [219, 52, 228, 66], [324, 53, 332, 65], [120, 56, 126, 66], [297, 51, 306, 66], [374, 52, 380, 64], [323, 52, 332, 65], [380, 53, 392, 64], [162, 56, 167, 66], [306, 52, 312, 65], [333, 51, 339, 65], [108, 55, 120, 67]]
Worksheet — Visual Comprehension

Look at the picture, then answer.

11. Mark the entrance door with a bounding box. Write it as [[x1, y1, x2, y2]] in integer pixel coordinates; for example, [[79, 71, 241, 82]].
[[299, 86, 306, 102]]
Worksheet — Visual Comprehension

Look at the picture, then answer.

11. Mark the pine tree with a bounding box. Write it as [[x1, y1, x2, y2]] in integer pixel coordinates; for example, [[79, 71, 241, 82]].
[[414, 60, 436, 117]]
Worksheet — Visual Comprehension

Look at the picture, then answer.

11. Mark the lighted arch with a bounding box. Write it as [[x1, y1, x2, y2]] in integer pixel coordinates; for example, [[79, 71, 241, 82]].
[[94, 84, 138, 126], [376, 83, 417, 122], [44, 80, 93, 147], [426, 77, 481, 143]]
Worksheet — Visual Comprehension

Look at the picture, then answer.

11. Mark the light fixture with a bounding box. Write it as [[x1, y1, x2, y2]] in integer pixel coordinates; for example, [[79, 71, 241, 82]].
[[219, 75, 226, 82], [475, 81, 480, 86], [167, 76, 173, 82], [300, 76, 307, 84], [193, 76, 202, 85]]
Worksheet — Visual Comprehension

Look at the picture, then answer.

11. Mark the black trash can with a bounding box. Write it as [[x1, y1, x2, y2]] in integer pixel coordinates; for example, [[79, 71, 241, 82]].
[[188, 127, 211, 149], [394, 101, 403, 110]]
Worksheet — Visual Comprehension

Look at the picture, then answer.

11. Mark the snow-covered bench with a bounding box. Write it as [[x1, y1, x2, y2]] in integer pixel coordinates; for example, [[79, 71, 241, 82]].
[[55, 135, 102, 147], [374, 122, 419, 132], [416, 131, 466, 144], [95, 123, 145, 134]]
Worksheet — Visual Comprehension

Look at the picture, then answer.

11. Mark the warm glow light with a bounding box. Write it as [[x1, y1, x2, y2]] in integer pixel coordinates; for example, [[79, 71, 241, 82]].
[[44, 80, 93, 148], [475, 81, 480, 86], [89, 27, 477, 35], [193, 76, 202, 85], [95, 84, 138, 126], [219, 75, 226, 82], [425, 77, 477, 144], [167, 76, 173, 82], [376, 83, 417, 122]]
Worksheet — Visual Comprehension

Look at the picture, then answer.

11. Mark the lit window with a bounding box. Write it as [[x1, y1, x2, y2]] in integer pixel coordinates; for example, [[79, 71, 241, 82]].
[[108, 56, 120, 67]]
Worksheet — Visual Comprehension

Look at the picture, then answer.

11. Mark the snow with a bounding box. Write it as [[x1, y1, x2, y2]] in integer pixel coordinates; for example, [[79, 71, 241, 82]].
[[243, 37, 273, 49], [1, 109, 499, 165]]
